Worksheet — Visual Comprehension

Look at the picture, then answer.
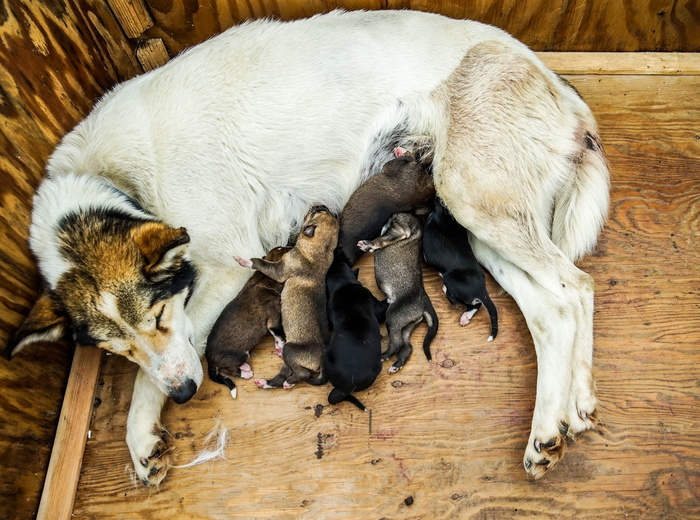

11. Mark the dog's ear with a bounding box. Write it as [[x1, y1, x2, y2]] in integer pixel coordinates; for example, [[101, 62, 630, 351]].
[[6, 290, 67, 359], [132, 222, 190, 281], [352, 268, 360, 279]]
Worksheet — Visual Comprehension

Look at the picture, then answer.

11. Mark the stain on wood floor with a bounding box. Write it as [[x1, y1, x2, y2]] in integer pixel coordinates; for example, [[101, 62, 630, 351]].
[[71, 58, 700, 519]]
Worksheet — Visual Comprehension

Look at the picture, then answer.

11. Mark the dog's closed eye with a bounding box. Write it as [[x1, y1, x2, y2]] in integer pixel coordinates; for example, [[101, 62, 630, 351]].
[[303, 225, 316, 237]]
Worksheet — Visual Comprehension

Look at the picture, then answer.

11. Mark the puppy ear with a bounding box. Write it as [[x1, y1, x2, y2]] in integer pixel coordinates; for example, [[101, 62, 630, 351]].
[[6, 290, 67, 359], [303, 225, 316, 238], [132, 222, 190, 281]]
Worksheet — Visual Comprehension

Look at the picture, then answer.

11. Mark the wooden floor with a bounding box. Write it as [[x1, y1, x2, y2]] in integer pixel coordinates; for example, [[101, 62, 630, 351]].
[[69, 54, 700, 519]]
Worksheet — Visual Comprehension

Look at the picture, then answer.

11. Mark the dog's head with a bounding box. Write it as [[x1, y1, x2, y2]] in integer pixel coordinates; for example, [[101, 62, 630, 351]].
[[297, 206, 339, 253], [7, 213, 202, 404]]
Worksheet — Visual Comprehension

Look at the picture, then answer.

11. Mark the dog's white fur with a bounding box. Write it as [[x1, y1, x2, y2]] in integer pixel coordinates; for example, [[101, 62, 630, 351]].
[[25, 10, 608, 483]]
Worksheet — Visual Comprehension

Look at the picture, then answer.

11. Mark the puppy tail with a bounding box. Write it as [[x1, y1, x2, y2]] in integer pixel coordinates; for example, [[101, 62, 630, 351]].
[[328, 388, 367, 411], [207, 365, 238, 399], [481, 294, 499, 342], [551, 124, 610, 261], [422, 304, 439, 362]]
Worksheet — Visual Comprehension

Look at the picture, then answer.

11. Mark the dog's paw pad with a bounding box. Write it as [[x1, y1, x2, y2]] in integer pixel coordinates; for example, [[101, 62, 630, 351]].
[[234, 256, 252, 268], [388, 365, 402, 374], [283, 381, 295, 389], [357, 240, 374, 252], [254, 379, 270, 388]]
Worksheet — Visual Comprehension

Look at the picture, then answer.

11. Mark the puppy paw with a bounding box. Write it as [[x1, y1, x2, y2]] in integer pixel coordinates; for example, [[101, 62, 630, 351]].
[[283, 381, 295, 389], [357, 240, 375, 252], [275, 344, 284, 358], [459, 308, 478, 326], [239, 363, 253, 379], [130, 426, 172, 486], [393, 146, 407, 158], [234, 256, 252, 268], [523, 429, 567, 480], [254, 379, 273, 389], [388, 364, 403, 374]]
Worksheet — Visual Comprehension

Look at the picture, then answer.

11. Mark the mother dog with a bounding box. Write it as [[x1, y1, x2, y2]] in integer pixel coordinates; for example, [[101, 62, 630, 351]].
[[7, 10, 609, 485]]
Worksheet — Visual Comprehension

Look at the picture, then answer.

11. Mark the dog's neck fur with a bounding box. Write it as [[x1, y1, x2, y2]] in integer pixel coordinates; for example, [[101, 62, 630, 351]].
[[30, 173, 154, 289]]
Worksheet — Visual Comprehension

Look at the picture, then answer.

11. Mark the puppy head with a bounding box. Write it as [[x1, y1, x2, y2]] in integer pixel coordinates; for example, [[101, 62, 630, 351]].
[[8, 219, 202, 404], [297, 206, 339, 253]]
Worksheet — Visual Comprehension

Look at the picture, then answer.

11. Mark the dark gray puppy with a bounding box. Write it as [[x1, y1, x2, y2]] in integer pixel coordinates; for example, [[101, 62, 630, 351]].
[[358, 212, 438, 373], [205, 246, 290, 398], [338, 147, 435, 265]]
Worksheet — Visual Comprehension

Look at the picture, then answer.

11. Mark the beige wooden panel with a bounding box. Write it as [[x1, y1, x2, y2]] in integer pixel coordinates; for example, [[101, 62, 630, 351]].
[[71, 68, 700, 519]]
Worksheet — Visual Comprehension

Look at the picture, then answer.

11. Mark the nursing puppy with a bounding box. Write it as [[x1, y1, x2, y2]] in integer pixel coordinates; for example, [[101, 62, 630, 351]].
[[358, 212, 438, 373], [338, 147, 435, 265], [324, 250, 389, 411], [423, 199, 498, 341], [236, 207, 338, 388], [206, 246, 290, 398]]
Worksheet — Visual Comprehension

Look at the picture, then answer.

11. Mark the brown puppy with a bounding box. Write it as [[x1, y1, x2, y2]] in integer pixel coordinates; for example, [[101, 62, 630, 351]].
[[358, 211, 438, 373], [338, 147, 435, 265], [235, 207, 338, 388], [205, 246, 290, 398]]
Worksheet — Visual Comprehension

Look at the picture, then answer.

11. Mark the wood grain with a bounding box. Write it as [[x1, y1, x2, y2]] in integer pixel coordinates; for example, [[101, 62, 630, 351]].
[[106, 0, 154, 38], [36, 346, 103, 520], [140, 0, 700, 56], [71, 68, 700, 519], [136, 38, 170, 72], [0, 2, 142, 519]]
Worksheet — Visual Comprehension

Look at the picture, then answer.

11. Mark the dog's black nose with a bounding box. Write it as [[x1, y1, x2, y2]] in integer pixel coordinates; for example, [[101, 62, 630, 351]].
[[169, 378, 198, 404]]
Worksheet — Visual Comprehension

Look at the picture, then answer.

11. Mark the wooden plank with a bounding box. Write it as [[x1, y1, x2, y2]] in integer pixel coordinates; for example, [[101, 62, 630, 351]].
[[136, 38, 170, 72], [36, 346, 103, 520], [106, 0, 154, 38], [141, 0, 700, 56], [537, 52, 700, 75], [71, 71, 700, 519]]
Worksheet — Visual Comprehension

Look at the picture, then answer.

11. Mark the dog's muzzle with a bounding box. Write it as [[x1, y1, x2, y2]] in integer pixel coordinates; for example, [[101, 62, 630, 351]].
[[168, 378, 198, 404]]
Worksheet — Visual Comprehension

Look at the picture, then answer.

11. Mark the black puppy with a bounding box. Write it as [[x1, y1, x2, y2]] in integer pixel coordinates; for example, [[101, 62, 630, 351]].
[[324, 250, 388, 411], [422, 199, 498, 341]]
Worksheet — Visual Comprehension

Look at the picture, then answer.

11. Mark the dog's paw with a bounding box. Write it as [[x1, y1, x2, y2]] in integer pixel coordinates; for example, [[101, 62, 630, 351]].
[[523, 426, 567, 480], [275, 343, 284, 358], [459, 308, 478, 326], [357, 240, 375, 252], [254, 378, 273, 389], [239, 362, 253, 379], [234, 256, 252, 268], [387, 364, 403, 374], [282, 381, 295, 389], [131, 426, 172, 486]]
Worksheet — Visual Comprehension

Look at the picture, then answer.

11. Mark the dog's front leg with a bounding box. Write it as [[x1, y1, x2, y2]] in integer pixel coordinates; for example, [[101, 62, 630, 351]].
[[126, 368, 171, 486]]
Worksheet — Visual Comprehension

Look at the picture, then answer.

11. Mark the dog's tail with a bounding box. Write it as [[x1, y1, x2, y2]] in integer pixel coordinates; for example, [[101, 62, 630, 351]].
[[422, 302, 439, 361], [481, 294, 499, 342], [208, 365, 238, 399], [551, 122, 610, 262], [328, 388, 367, 411]]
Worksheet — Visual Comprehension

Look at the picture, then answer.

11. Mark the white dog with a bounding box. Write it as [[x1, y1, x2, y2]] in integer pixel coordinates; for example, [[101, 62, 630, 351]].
[[7, 10, 609, 484]]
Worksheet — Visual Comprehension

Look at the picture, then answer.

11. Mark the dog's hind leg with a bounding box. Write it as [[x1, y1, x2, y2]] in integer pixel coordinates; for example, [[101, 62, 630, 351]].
[[126, 369, 171, 486], [254, 364, 292, 389], [433, 42, 606, 478]]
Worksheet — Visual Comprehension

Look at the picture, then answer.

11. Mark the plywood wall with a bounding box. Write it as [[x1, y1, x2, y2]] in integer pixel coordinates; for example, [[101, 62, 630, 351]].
[[0, 2, 142, 519], [140, 0, 700, 56]]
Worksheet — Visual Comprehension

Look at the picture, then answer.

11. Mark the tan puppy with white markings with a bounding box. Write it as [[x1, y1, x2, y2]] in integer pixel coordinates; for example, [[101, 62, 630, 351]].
[[236, 207, 338, 388]]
